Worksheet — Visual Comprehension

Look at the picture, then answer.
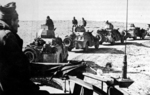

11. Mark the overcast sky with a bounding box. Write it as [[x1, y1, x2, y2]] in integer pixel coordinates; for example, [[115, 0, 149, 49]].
[[1, 0, 150, 23]]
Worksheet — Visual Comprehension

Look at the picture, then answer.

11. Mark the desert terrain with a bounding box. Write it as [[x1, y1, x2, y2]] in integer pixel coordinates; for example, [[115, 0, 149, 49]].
[[19, 20, 150, 95]]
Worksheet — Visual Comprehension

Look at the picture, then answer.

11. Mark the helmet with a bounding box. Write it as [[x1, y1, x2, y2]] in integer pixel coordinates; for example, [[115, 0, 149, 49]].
[[130, 24, 135, 27]]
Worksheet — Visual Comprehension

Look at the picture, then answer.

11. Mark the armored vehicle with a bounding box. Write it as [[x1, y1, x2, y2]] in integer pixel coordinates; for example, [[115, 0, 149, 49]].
[[122, 27, 147, 40], [64, 26, 99, 51], [24, 25, 68, 63], [96, 29, 124, 45]]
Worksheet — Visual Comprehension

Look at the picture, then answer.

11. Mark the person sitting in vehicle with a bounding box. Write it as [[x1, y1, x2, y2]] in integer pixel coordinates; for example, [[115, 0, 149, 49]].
[[46, 16, 54, 30], [104, 20, 114, 31], [146, 24, 150, 36], [129, 24, 136, 30], [0, 2, 50, 95], [147, 24, 150, 29], [81, 17, 87, 27]]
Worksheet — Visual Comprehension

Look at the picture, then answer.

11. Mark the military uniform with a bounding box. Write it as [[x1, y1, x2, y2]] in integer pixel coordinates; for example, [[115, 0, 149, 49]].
[[104, 22, 114, 31], [46, 16, 54, 30], [0, 2, 49, 95], [82, 18, 87, 27], [72, 18, 78, 27], [147, 24, 150, 36], [129, 24, 135, 30]]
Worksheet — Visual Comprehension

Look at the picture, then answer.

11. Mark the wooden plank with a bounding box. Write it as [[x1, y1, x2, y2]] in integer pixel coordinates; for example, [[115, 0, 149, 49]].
[[83, 73, 112, 82], [68, 76, 93, 90], [31, 62, 68, 65], [115, 87, 130, 95]]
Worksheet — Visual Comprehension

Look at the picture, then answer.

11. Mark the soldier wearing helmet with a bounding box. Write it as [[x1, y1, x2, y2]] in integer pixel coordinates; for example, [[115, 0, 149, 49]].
[[46, 16, 54, 30], [104, 20, 114, 31], [72, 16, 78, 32], [81, 17, 87, 27], [0, 2, 49, 95], [129, 23, 136, 30]]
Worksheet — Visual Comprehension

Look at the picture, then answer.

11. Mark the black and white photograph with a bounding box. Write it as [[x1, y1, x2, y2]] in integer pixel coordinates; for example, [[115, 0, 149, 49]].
[[0, 0, 150, 95]]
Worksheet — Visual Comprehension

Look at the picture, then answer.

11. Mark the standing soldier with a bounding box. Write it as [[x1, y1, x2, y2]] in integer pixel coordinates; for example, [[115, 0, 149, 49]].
[[72, 17, 78, 32], [0, 2, 49, 95], [82, 17, 87, 27], [46, 16, 54, 30]]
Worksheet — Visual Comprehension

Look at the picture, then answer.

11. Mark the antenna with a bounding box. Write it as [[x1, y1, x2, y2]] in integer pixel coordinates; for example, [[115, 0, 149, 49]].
[[111, 0, 134, 88], [122, 0, 128, 79]]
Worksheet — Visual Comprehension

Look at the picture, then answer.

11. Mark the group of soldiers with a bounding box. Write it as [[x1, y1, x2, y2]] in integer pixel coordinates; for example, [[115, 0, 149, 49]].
[[72, 17, 115, 32], [72, 17, 87, 27], [1, 2, 150, 95]]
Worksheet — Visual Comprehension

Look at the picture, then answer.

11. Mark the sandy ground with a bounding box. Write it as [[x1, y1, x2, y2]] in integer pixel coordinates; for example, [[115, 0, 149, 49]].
[[66, 38, 150, 95], [19, 20, 150, 95]]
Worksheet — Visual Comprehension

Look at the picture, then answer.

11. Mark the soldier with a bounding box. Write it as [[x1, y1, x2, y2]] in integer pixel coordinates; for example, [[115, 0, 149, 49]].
[[129, 24, 136, 30], [72, 17, 78, 27], [82, 17, 87, 27], [46, 16, 54, 30], [104, 20, 114, 31], [0, 2, 49, 95], [72, 17, 78, 32], [147, 24, 150, 36]]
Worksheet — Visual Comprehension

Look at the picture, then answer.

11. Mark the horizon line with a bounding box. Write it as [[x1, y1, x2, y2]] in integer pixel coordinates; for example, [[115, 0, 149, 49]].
[[19, 20, 148, 24]]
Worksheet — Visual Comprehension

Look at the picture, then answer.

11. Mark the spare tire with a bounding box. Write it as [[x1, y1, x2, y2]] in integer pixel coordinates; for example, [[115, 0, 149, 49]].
[[63, 37, 72, 47], [96, 32, 104, 44], [24, 49, 37, 62]]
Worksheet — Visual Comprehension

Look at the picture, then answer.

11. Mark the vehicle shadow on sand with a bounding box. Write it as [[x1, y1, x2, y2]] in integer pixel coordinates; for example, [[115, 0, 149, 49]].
[[110, 69, 140, 74], [73, 48, 125, 54], [125, 42, 150, 48], [102, 41, 150, 48]]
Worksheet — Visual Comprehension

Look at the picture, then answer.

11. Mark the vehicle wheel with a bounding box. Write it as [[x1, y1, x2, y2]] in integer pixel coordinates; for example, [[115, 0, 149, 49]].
[[120, 36, 124, 44], [68, 47, 72, 51], [110, 41, 115, 45], [133, 37, 136, 40], [109, 36, 115, 45], [96, 33, 104, 44], [84, 42, 88, 51], [63, 54, 68, 62], [110, 38, 115, 45], [141, 35, 145, 40], [24, 50, 36, 62], [95, 41, 99, 49], [63, 38, 72, 47], [59, 55, 62, 63]]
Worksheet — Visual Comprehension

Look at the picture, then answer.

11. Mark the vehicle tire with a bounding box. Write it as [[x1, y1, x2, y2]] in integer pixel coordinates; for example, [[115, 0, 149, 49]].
[[120, 36, 124, 44], [110, 38, 115, 45], [84, 42, 88, 51], [133, 37, 136, 40], [110, 41, 115, 45], [141, 36, 144, 40], [109, 36, 115, 45], [63, 38, 72, 47], [68, 47, 72, 51], [24, 50, 36, 62], [141, 34, 145, 40], [95, 41, 99, 49], [96, 33, 104, 44], [63, 54, 68, 62], [59, 55, 62, 63]]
